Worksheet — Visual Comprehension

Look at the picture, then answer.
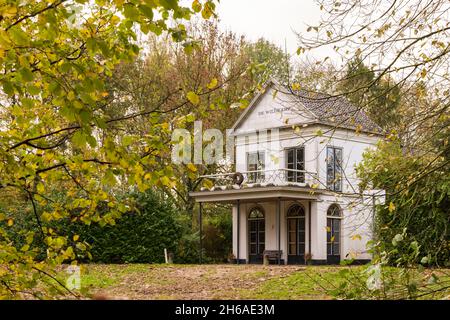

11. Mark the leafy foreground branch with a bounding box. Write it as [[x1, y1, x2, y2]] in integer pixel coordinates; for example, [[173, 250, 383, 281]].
[[0, 0, 217, 299]]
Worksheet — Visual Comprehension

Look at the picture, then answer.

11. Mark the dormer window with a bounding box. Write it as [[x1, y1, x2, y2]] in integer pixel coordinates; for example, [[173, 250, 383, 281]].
[[326, 146, 343, 192], [247, 151, 265, 183], [286, 147, 305, 183]]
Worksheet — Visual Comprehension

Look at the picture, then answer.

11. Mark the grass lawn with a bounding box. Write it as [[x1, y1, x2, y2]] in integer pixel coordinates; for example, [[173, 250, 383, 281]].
[[62, 264, 352, 299], [60, 264, 450, 300]]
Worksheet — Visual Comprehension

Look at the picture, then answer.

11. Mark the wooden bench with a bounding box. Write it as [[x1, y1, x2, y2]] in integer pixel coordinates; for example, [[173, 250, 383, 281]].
[[263, 250, 282, 265]]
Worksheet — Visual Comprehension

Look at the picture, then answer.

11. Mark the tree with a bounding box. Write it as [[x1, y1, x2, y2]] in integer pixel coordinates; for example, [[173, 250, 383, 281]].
[[244, 38, 291, 84], [0, 0, 217, 299], [338, 56, 402, 129], [103, 20, 255, 225], [297, 0, 450, 299]]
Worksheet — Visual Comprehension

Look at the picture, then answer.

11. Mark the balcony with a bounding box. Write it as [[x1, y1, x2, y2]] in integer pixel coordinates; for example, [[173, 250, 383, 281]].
[[200, 169, 319, 191]]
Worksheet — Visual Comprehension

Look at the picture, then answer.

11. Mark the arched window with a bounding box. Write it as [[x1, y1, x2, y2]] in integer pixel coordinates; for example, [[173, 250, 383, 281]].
[[286, 204, 306, 262], [327, 204, 342, 217], [287, 204, 305, 217], [248, 207, 264, 219], [326, 204, 342, 264]]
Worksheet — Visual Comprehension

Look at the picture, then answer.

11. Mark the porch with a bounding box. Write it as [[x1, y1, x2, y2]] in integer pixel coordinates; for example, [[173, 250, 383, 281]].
[[189, 169, 347, 265]]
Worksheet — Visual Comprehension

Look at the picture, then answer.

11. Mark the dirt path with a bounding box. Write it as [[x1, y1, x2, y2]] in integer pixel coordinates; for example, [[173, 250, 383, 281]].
[[86, 264, 304, 300]]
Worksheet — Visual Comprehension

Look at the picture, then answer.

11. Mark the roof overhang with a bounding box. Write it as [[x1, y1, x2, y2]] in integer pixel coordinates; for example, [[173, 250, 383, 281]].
[[189, 186, 321, 204]]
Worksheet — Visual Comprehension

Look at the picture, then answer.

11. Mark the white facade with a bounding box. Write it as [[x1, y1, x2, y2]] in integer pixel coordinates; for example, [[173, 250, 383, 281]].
[[191, 82, 384, 264]]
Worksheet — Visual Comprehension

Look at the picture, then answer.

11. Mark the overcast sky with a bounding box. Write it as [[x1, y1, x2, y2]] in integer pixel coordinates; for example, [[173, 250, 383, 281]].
[[216, 0, 323, 56]]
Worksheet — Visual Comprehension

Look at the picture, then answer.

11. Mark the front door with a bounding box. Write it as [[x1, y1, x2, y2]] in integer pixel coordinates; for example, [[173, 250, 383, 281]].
[[248, 207, 265, 263], [287, 204, 306, 264], [327, 204, 342, 264]]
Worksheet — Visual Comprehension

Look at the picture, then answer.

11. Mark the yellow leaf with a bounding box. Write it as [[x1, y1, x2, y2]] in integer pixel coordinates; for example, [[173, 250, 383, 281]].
[[330, 235, 335, 243], [7, 219, 14, 227], [207, 78, 218, 90], [192, 0, 202, 12], [186, 91, 200, 105], [2, 6, 17, 18], [326, 226, 331, 232], [388, 202, 396, 213], [36, 182, 45, 194], [420, 68, 427, 78], [292, 83, 301, 91], [203, 179, 214, 189], [73, 235, 80, 242], [187, 163, 197, 172], [351, 234, 362, 241], [160, 176, 171, 187], [144, 173, 152, 180]]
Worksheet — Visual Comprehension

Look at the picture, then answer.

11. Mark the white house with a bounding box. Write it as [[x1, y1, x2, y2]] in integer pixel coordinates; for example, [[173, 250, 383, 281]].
[[190, 80, 384, 265]]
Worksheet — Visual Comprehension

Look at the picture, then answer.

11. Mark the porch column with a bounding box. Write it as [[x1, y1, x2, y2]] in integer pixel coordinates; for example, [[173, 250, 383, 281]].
[[198, 202, 203, 264], [277, 197, 281, 265], [236, 199, 240, 264], [308, 201, 312, 255]]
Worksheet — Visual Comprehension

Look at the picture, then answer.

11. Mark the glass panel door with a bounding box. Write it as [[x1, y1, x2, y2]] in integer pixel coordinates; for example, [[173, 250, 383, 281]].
[[287, 216, 305, 263], [248, 209, 265, 263], [326, 217, 341, 264]]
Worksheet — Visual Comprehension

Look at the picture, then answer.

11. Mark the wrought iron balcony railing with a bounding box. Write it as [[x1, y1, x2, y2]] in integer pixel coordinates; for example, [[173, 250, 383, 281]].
[[200, 169, 319, 190]]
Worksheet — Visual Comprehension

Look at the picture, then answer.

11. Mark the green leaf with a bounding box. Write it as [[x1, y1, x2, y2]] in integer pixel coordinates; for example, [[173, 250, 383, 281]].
[[420, 256, 429, 264], [20, 68, 34, 82], [123, 3, 140, 19], [9, 27, 30, 45], [2, 80, 14, 95], [71, 131, 86, 148], [86, 38, 97, 54], [139, 4, 154, 19], [392, 233, 403, 246], [122, 135, 133, 147]]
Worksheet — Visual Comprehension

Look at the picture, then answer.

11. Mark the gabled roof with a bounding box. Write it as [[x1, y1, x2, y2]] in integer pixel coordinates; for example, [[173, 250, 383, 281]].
[[231, 80, 384, 135]]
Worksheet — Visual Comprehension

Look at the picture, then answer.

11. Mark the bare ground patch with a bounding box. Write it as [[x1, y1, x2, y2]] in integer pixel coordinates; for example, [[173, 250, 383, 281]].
[[84, 264, 305, 300]]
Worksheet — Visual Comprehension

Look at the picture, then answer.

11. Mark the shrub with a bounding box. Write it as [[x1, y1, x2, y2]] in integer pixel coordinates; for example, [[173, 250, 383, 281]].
[[77, 191, 182, 263]]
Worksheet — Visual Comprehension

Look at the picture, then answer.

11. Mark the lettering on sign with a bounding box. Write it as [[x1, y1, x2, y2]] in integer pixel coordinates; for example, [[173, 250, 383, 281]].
[[257, 106, 291, 116]]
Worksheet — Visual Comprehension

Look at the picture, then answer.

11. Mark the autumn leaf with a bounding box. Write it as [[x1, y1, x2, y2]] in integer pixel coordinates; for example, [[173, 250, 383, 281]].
[[388, 202, 396, 213], [420, 68, 427, 78], [207, 78, 218, 89], [187, 163, 197, 172], [351, 234, 362, 241], [292, 83, 301, 91], [192, 0, 202, 12], [187, 91, 200, 105]]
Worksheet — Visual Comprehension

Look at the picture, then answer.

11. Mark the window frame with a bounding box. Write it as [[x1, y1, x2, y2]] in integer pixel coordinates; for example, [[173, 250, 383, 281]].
[[326, 204, 342, 256], [286, 204, 306, 256], [285, 146, 305, 183], [248, 206, 265, 256], [326, 146, 343, 192], [246, 151, 265, 183]]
